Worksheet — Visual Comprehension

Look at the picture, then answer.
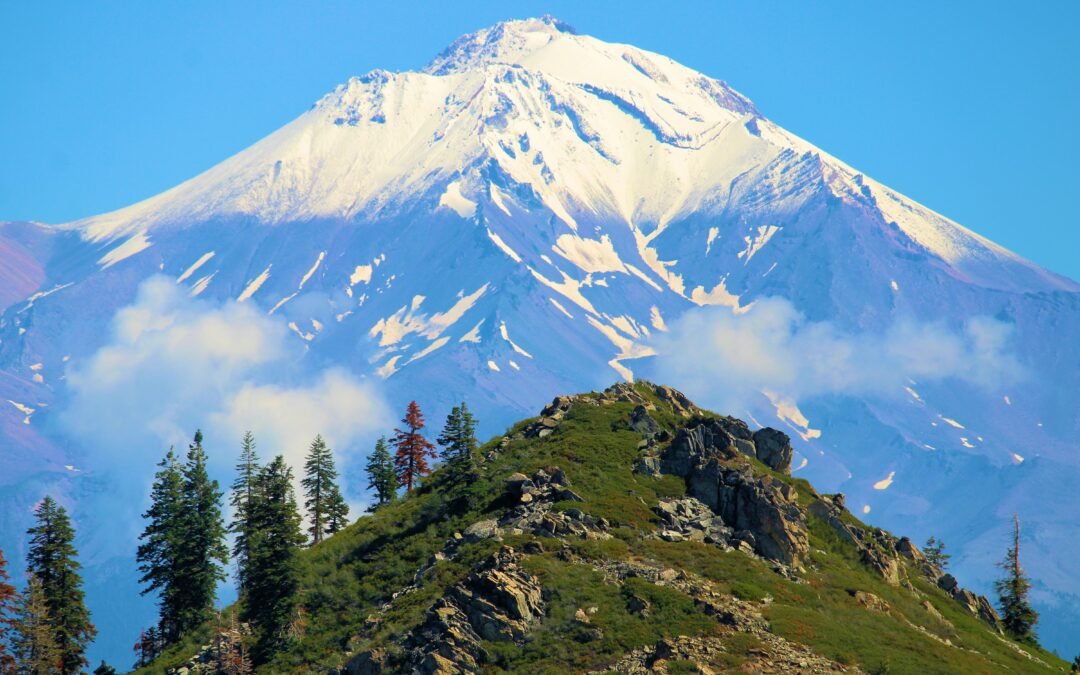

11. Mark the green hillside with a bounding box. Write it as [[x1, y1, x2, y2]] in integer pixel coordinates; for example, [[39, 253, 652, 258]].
[[145, 382, 1067, 674]]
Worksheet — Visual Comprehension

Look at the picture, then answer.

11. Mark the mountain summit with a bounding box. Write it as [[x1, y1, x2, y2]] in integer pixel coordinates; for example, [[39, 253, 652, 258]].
[[2, 18, 1079, 660]]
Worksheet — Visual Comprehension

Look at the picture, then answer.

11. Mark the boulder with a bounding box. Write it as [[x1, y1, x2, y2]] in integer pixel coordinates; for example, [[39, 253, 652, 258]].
[[463, 519, 501, 541], [752, 427, 794, 474], [852, 590, 891, 613]]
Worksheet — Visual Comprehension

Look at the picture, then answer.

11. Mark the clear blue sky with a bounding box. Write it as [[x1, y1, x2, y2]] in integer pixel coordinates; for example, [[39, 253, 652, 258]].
[[2, 1, 1077, 280]]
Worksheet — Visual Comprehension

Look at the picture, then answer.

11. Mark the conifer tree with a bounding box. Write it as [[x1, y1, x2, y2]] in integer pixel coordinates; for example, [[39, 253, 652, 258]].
[[0, 549, 18, 672], [10, 576, 60, 674], [93, 660, 118, 674], [25, 496, 95, 674], [175, 430, 229, 636], [393, 401, 437, 493], [995, 514, 1039, 644], [230, 432, 260, 592], [437, 402, 479, 494], [364, 437, 397, 509], [302, 435, 346, 545], [923, 536, 951, 571], [244, 456, 305, 662], [437, 401, 479, 464], [325, 486, 350, 536], [137, 450, 185, 642]]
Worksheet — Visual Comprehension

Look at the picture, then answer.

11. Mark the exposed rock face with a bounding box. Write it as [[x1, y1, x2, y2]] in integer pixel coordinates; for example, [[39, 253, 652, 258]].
[[659, 424, 809, 566], [938, 574, 1002, 632], [352, 547, 545, 674], [752, 427, 794, 474], [809, 496, 902, 586], [851, 590, 891, 613]]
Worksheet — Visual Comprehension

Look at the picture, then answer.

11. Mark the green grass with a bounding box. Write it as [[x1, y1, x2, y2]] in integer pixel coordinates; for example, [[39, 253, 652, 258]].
[[142, 388, 1069, 674]]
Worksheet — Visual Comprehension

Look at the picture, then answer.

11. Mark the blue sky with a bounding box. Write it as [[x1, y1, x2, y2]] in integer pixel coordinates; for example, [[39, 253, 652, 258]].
[[2, 1, 1077, 280]]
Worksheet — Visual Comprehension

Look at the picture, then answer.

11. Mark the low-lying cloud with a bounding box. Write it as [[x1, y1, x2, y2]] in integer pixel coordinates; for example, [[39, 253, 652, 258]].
[[64, 276, 388, 483], [651, 297, 1023, 414]]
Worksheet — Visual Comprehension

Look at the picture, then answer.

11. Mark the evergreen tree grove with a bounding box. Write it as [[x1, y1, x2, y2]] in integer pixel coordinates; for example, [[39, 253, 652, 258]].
[[10, 575, 60, 674], [0, 549, 18, 672], [302, 435, 347, 545], [365, 437, 397, 509], [995, 514, 1039, 644], [393, 401, 437, 493], [230, 431, 261, 593], [25, 497, 95, 674], [244, 455, 306, 662]]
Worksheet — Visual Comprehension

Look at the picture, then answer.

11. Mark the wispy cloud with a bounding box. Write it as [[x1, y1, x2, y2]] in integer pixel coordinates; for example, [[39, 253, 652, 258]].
[[63, 276, 388, 481], [651, 297, 1023, 414]]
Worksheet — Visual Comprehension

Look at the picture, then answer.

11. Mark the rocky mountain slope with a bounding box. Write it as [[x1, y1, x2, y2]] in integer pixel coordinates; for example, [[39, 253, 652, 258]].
[[145, 383, 1065, 673], [2, 16, 1079, 660]]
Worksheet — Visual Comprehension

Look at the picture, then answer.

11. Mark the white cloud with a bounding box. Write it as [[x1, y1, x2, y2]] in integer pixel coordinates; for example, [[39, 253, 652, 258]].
[[63, 276, 388, 482], [651, 297, 1023, 414]]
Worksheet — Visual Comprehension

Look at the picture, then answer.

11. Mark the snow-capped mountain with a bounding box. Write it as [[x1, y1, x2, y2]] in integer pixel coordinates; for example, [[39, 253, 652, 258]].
[[3, 16, 1079, 660]]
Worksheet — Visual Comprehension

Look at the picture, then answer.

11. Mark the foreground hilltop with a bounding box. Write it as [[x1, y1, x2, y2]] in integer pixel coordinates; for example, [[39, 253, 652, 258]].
[[146, 383, 1064, 673]]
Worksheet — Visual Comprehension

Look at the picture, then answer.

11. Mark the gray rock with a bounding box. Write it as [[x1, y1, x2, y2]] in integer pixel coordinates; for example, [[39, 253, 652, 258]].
[[752, 427, 794, 474], [463, 519, 501, 541]]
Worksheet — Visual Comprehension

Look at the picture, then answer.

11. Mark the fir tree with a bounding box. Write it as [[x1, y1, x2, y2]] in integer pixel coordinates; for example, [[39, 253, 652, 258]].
[[92, 660, 118, 674], [995, 514, 1039, 644], [230, 432, 260, 593], [10, 576, 60, 675], [244, 456, 305, 662], [25, 496, 95, 674], [923, 536, 951, 571], [325, 486, 350, 536], [136, 450, 185, 642], [175, 431, 229, 636], [393, 401, 437, 493], [0, 549, 18, 672], [437, 401, 479, 465], [364, 437, 397, 509], [302, 435, 345, 545], [132, 626, 163, 669]]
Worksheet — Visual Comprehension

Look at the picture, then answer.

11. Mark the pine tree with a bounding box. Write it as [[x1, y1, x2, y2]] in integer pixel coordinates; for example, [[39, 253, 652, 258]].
[[995, 514, 1039, 644], [137, 450, 185, 642], [10, 576, 60, 675], [175, 430, 229, 636], [302, 435, 346, 545], [393, 401, 437, 493], [364, 437, 397, 509], [230, 432, 260, 593], [25, 496, 95, 674], [244, 456, 305, 662], [0, 549, 19, 672], [923, 536, 951, 571]]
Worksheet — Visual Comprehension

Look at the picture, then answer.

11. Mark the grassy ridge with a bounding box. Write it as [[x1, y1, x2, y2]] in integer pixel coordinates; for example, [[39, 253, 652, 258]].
[[143, 384, 1067, 673]]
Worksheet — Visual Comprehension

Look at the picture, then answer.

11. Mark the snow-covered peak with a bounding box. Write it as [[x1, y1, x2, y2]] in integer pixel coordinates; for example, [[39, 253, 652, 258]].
[[57, 17, 1076, 293], [425, 16, 577, 75]]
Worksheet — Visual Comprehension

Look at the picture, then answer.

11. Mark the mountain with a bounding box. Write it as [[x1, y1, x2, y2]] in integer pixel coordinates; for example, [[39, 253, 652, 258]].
[[2, 16, 1079, 662], [145, 382, 1067, 673]]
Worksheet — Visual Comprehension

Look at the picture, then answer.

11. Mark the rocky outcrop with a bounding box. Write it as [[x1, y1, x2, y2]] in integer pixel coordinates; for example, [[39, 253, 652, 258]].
[[659, 425, 809, 566], [500, 467, 609, 540], [937, 574, 1001, 632], [752, 427, 795, 474], [351, 547, 545, 674], [809, 496, 902, 586], [653, 497, 734, 548]]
